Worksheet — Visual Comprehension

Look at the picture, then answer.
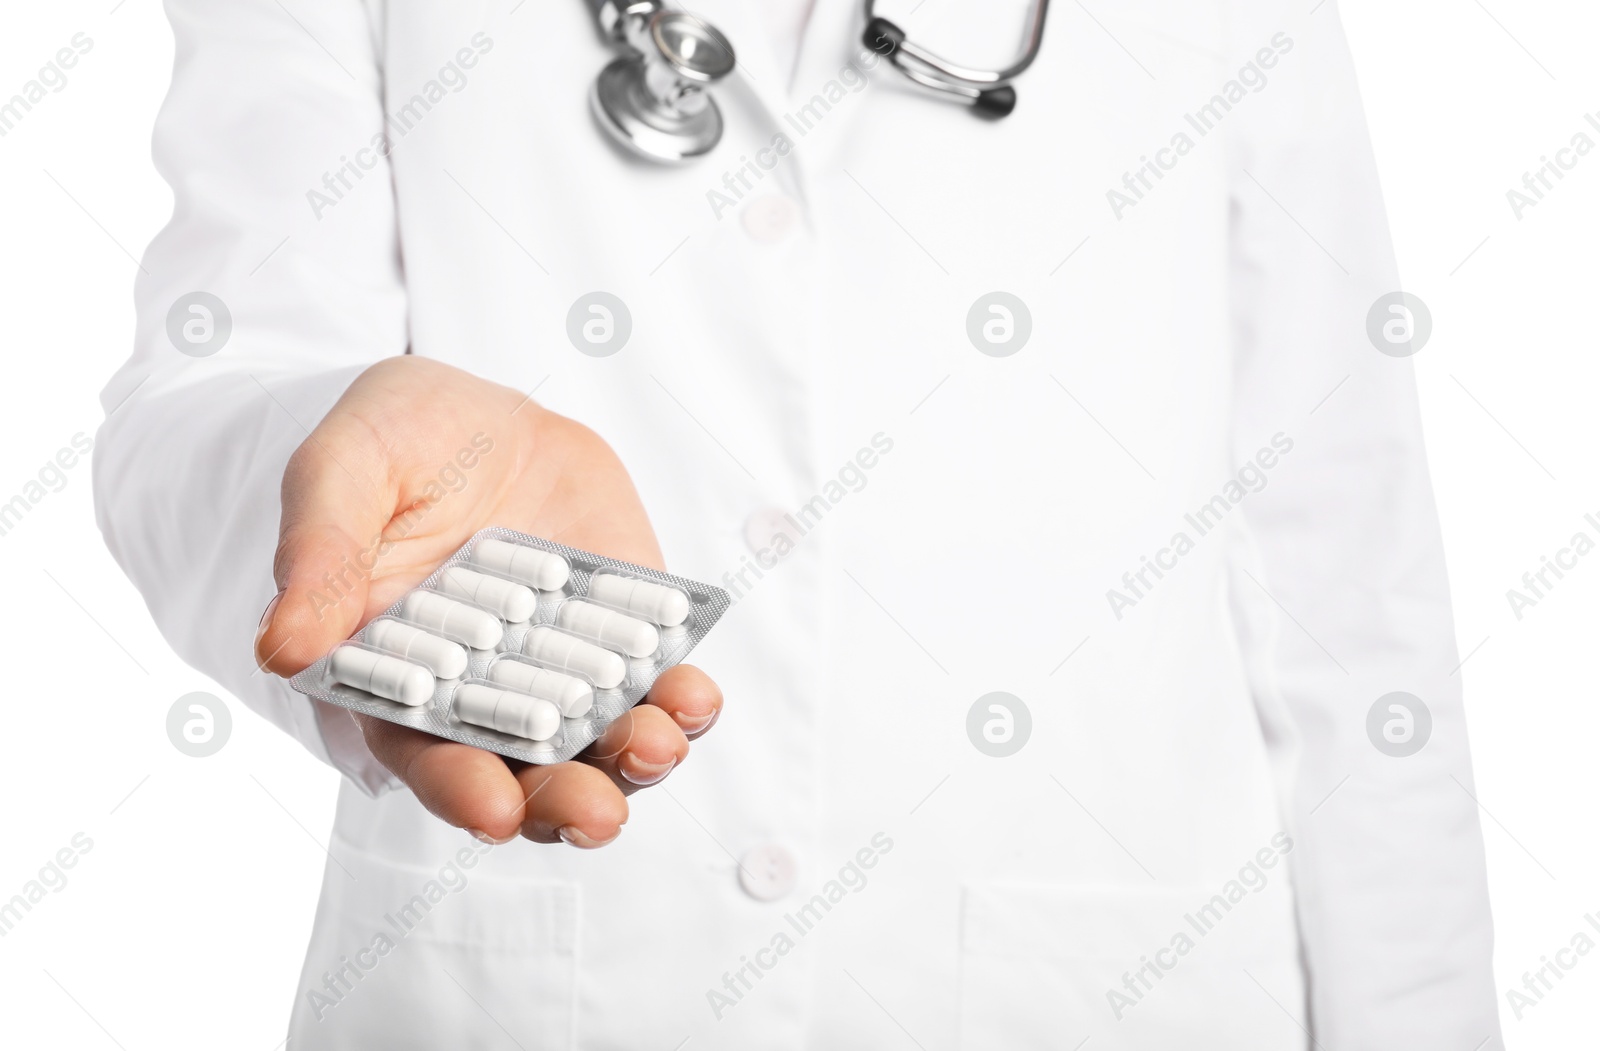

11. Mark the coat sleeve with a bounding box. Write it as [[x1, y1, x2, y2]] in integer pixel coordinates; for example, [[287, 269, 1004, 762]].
[[93, 0, 407, 794], [1223, 3, 1502, 1045]]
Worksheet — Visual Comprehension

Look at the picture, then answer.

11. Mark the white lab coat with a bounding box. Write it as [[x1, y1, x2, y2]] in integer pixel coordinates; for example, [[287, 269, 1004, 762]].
[[94, 0, 1502, 1047]]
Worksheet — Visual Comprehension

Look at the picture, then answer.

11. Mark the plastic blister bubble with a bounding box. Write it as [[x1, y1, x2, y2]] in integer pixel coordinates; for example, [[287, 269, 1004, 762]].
[[289, 527, 730, 764]]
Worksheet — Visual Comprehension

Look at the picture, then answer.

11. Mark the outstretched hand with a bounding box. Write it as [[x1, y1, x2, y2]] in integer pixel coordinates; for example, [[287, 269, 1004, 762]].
[[255, 356, 723, 847]]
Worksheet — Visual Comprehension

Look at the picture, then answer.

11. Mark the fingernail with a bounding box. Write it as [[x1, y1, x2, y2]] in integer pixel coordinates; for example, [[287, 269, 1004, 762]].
[[558, 826, 619, 849], [467, 828, 518, 845], [618, 754, 677, 786], [254, 590, 285, 667], [674, 709, 717, 735]]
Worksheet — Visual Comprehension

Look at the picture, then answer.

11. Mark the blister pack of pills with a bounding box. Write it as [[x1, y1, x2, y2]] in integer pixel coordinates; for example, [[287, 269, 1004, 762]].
[[289, 528, 730, 764]]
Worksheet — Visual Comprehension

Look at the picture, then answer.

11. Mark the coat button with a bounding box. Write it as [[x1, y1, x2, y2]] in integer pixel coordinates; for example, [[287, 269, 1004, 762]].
[[744, 506, 800, 556], [738, 843, 798, 901], [741, 194, 800, 243]]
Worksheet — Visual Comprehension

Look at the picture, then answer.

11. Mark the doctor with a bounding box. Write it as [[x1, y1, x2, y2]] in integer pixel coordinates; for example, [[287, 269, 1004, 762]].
[[95, 0, 1502, 1047]]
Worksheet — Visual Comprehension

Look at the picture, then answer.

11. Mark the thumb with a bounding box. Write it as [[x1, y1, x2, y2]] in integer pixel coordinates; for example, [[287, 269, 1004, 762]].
[[256, 427, 395, 677]]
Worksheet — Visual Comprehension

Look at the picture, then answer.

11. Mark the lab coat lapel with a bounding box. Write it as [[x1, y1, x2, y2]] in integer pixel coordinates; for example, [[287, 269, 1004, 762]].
[[790, 0, 869, 94], [771, 0, 877, 172]]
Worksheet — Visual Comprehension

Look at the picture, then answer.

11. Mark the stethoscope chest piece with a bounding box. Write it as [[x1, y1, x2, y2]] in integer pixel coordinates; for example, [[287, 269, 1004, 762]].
[[590, 7, 736, 162]]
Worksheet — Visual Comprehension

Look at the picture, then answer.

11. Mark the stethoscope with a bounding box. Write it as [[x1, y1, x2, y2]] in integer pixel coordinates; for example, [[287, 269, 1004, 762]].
[[587, 0, 1051, 162]]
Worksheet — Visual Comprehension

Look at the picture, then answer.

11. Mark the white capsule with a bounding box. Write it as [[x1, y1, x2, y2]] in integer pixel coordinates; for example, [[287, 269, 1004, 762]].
[[365, 619, 470, 679], [401, 590, 504, 650], [487, 660, 594, 718], [521, 626, 627, 689], [556, 600, 660, 658], [329, 645, 435, 706], [471, 539, 571, 591], [439, 565, 537, 622], [454, 682, 561, 741], [588, 573, 690, 627]]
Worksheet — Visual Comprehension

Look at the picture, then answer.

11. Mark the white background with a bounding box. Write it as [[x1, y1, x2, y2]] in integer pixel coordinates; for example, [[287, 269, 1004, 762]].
[[0, 0, 1594, 1046]]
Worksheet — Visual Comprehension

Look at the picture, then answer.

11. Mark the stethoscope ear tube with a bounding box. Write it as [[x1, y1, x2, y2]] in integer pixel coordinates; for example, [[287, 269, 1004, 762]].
[[863, 17, 1018, 119], [862, 0, 1048, 118]]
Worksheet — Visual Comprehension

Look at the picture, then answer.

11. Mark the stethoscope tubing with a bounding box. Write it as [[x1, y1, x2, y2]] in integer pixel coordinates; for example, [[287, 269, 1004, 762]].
[[864, 0, 1050, 94]]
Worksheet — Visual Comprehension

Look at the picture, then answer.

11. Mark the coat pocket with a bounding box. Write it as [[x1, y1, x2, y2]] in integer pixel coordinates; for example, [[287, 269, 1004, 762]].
[[958, 883, 1305, 1051], [289, 839, 579, 1050]]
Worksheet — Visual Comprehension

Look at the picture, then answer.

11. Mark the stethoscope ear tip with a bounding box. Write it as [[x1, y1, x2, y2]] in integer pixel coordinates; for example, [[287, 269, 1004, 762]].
[[862, 16, 903, 56], [973, 86, 1017, 119]]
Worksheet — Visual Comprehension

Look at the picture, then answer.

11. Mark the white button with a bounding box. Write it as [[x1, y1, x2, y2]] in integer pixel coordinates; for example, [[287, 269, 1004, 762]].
[[741, 194, 800, 243], [744, 506, 801, 556], [738, 843, 798, 901]]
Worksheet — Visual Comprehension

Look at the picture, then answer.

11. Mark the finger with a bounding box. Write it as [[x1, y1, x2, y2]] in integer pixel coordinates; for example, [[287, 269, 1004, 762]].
[[581, 703, 690, 793], [358, 716, 527, 840], [257, 415, 396, 677], [640, 664, 723, 739], [514, 761, 629, 847]]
